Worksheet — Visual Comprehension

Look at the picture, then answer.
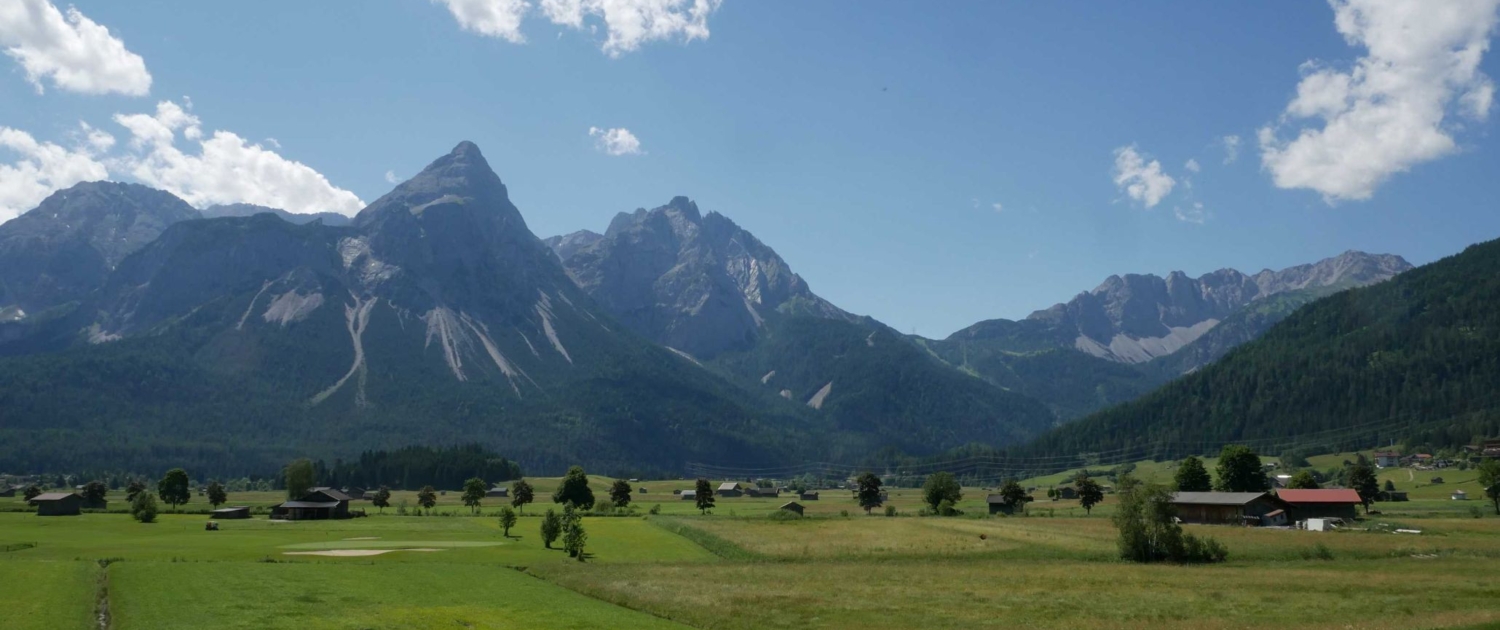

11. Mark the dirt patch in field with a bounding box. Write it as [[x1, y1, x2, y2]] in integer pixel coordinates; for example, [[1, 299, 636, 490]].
[[284, 548, 443, 557]]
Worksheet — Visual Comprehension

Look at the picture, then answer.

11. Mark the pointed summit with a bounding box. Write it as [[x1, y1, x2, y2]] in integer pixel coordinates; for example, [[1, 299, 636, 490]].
[[355, 141, 515, 229]]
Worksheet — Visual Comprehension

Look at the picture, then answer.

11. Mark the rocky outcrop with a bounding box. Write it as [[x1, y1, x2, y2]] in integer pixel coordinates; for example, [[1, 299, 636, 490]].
[[0, 182, 200, 315], [550, 196, 852, 358]]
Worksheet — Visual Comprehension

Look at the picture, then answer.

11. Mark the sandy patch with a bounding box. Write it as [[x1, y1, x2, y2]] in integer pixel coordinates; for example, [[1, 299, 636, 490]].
[[284, 548, 443, 557]]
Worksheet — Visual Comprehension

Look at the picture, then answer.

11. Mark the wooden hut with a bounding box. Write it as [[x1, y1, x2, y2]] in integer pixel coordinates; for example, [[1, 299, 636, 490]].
[[30, 492, 82, 516]]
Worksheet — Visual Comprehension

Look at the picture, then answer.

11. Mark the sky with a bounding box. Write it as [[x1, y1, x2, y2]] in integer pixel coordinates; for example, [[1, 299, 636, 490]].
[[1, 1, 1498, 338]]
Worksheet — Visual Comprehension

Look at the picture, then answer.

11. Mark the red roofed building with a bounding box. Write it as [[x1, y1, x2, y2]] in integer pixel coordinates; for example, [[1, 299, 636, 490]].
[[1277, 488, 1363, 521]]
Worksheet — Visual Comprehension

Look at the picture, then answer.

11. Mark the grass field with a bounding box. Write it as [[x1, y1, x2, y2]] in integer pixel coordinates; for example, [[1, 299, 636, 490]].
[[2, 472, 1497, 629]]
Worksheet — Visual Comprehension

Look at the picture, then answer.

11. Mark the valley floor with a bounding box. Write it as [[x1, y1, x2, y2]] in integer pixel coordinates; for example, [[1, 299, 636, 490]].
[[3, 481, 1498, 630]]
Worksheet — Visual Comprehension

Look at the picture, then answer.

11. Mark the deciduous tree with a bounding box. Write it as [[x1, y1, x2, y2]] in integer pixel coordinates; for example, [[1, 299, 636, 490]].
[[373, 486, 391, 513], [206, 481, 227, 509], [1174, 456, 1212, 492], [82, 480, 108, 506], [1477, 460, 1500, 515], [157, 468, 191, 512], [1075, 473, 1104, 515], [855, 472, 883, 515], [1214, 445, 1269, 493], [22, 485, 40, 502], [498, 506, 517, 537], [131, 491, 158, 523], [1287, 470, 1320, 489], [462, 477, 486, 514], [997, 479, 1032, 514], [541, 508, 562, 548], [1347, 456, 1379, 513], [417, 486, 438, 515], [694, 478, 715, 515], [283, 459, 315, 499], [922, 472, 962, 510], [609, 479, 633, 509], [552, 466, 595, 509], [510, 479, 534, 514]]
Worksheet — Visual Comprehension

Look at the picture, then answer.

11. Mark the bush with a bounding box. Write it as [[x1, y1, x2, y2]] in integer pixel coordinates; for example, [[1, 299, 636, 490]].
[[884, 505, 897, 517], [1299, 542, 1335, 561], [1178, 534, 1228, 563], [649, 504, 661, 515], [768, 509, 802, 521], [839, 509, 850, 517], [130, 492, 158, 524], [937, 499, 961, 517]]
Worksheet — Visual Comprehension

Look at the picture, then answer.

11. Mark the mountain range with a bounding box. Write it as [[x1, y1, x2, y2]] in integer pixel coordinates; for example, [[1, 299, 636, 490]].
[[0, 141, 1417, 475]]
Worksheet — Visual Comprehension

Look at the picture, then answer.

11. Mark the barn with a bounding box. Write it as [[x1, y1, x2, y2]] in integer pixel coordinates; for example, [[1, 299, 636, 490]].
[[1276, 489, 1362, 521], [30, 493, 82, 517], [1170, 492, 1287, 525]]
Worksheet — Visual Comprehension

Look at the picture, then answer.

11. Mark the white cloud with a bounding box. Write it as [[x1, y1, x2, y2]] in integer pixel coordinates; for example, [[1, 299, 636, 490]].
[[263, 137, 281, 149], [1174, 202, 1207, 225], [991, 202, 1003, 213], [0, 0, 151, 96], [1184, 158, 1201, 173], [384, 170, 401, 184], [1112, 145, 1176, 208], [436, 0, 721, 56], [1221, 135, 1241, 164], [1259, 0, 1500, 203], [0, 125, 109, 222], [111, 100, 364, 216], [434, 0, 531, 44], [540, 0, 721, 57], [589, 126, 643, 156]]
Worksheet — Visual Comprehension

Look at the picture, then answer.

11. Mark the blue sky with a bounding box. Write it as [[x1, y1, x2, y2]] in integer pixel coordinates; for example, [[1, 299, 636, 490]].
[[2, 1, 1498, 337]]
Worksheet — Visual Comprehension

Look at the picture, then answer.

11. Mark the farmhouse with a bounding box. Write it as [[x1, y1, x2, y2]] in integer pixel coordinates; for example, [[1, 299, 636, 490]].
[[799, 491, 819, 501], [270, 487, 352, 521], [716, 483, 743, 498], [30, 492, 82, 516], [1277, 489, 1362, 521], [1169, 492, 1286, 525], [210, 506, 251, 519], [1374, 451, 1401, 468], [779, 501, 805, 516], [486, 487, 509, 498]]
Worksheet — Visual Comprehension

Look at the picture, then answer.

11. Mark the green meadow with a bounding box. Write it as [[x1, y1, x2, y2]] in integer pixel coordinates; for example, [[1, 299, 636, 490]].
[[2, 476, 1497, 630]]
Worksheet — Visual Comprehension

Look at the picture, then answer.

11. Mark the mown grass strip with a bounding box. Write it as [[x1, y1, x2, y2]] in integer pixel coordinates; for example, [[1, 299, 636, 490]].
[[647, 517, 761, 561]]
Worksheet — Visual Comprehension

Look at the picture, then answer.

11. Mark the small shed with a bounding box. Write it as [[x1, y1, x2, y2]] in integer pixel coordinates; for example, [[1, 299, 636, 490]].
[[1170, 492, 1287, 525], [987, 494, 1020, 515], [345, 487, 368, 500], [799, 491, 819, 501], [0, 485, 21, 498], [1277, 489, 1362, 521], [716, 483, 742, 498], [680, 490, 697, 501], [1262, 509, 1288, 527], [31, 492, 82, 516], [1452, 489, 1468, 501], [210, 506, 251, 519], [779, 501, 805, 516], [1054, 486, 1078, 500], [486, 487, 510, 498], [747, 488, 779, 498]]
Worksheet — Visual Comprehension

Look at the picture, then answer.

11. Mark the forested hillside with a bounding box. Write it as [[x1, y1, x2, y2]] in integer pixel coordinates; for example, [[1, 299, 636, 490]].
[[1022, 237, 1500, 459]]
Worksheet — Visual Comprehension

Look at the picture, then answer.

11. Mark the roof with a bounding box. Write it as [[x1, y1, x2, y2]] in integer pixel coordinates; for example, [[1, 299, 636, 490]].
[[1374, 451, 1400, 457], [1171, 492, 1270, 506], [780, 502, 804, 510], [211, 506, 250, 513], [30, 492, 78, 502], [280, 500, 340, 509], [717, 482, 740, 491], [1276, 489, 1362, 504], [985, 494, 1015, 504], [308, 487, 353, 501]]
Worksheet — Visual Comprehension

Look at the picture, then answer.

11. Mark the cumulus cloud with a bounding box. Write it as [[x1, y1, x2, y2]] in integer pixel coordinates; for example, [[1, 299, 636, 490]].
[[1174, 202, 1207, 225], [111, 100, 364, 216], [1259, 0, 1500, 202], [540, 0, 721, 57], [1112, 145, 1176, 208], [589, 126, 642, 156], [1184, 158, 1201, 173], [0, 0, 151, 95], [384, 170, 401, 184], [436, 0, 721, 56], [434, 0, 531, 43], [0, 125, 110, 222]]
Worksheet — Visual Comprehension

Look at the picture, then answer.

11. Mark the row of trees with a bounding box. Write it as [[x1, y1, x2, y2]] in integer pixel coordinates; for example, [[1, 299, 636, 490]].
[[1173, 445, 1387, 513]]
